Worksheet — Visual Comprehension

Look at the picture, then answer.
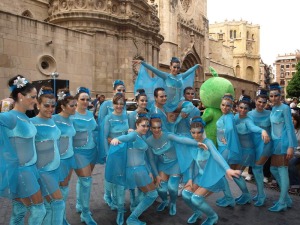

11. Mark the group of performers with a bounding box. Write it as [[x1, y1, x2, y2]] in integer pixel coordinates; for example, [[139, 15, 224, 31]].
[[0, 57, 297, 225]]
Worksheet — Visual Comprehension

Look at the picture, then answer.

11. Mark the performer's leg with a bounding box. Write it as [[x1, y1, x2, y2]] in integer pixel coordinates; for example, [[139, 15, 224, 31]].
[[233, 176, 251, 205], [27, 203, 46, 225], [156, 180, 168, 212], [252, 164, 266, 206], [9, 200, 28, 225], [215, 177, 235, 207], [182, 189, 202, 224], [167, 175, 180, 215]]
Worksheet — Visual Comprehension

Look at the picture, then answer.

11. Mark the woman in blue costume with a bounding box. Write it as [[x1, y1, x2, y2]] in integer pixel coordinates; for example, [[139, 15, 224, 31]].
[[133, 57, 200, 112], [233, 95, 270, 205], [215, 93, 242, 208], [71, 87, 98, 225], [247, 89, 273, 206], [98, 80, 126, 123], [181, 117, 241, 225], [128, 89, 149, 129], [267, 82, 297, 212], [0, 75, 46, 225], [102, 93, 129, 225], [146, 115, 207, 216], [106, 117, 158, 225], [30, 86, 65, 224], [53, 89, 77, 224]]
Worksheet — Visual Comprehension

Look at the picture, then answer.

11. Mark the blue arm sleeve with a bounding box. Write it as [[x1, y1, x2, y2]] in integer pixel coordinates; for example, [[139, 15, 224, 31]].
[[206, 140, 230, 171], [246, 117, 263, 133], [283, 105, 297, 148], [0, 112, 16, 129], [117, 132, 137, 143], [146, 148, 159, 177], [141, 61, 168, 80], [98, 101, 110, 122], [168, 133, 199, 146], [180, 64, 199, 79], [103, 116, 110, 154], [128, 111, 136, 130]]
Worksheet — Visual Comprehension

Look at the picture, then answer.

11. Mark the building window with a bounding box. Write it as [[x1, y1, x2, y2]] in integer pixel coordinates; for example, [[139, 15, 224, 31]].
[[292, 72, 296, 76], [234, 30, 236, 38], [286, 64, 290, 68], [292, 64, 296, 68], [280, 65, 284, 68], [22, 10, 33, 18], [286, 72, 290, 76], [218, 34, 223, 40], [230, 30, 233, 39], [247, 31, 249, 39], [252, 34, 254, 40], [280, 80, 285, 85], [280, 73, 284, 78]]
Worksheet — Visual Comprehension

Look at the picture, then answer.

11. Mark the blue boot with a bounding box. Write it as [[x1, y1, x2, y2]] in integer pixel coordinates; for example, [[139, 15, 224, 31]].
[[42, 200, 52, 225], [28, 203, 46, 225], [9, 200, 27, 225], [130, 189, 137, 212], [78, 176, 97, 225], [216, 177, 235, 207], [233, 177, 251, 205], [51, 199, 65, 225], [168, 176, 180, 216], [76, 179, 82, 213], [252, 165, 266, 206], [126, 190, 158, 225], [270, 166, 292, 208], [113, 184, 125, 225], [269, 166, 289, 212], [104, 179, 113, 208], [191, 194, 218, 225], [156, 181, 168, 212], [182, 190, 202, 224], [60, 186, 71, 225]]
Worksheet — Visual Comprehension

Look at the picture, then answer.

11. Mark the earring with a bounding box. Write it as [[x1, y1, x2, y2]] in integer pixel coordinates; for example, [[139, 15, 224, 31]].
[[20, 99, 23, 102]]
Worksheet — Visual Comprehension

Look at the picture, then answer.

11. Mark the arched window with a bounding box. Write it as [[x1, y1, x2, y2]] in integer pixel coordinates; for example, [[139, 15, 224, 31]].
[[22, 10, 33, 18], [252, 34, 254, 40], [234, 30, 236, 38], [236, 65, 241, 77], [230, 30, 233, 39], [247, 31, 249, 39]]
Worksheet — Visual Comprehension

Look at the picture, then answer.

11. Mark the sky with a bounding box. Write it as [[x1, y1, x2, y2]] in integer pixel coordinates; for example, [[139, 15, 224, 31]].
[[207, 0, 300, 65]]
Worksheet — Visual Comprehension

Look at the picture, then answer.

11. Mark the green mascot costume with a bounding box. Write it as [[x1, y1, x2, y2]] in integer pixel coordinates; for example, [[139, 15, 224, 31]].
[[200, 67, 235, 146]]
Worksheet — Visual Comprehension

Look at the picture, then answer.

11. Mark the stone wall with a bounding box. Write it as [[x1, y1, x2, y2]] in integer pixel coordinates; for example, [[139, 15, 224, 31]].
[[0, 10, 94, 99]]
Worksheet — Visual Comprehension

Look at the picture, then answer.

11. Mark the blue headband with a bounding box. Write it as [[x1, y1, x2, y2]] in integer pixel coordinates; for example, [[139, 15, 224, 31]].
[[256, 89, 269, 97], [77, 87, 90, 96], [150, 113, 161, 120], [38, 88, 54, 98], [269, 83, 281, 91], [222, 94, 234, 101], [191, 117, 206, 127], [113, 80, 125, 89], [170, 57, 180, 64]]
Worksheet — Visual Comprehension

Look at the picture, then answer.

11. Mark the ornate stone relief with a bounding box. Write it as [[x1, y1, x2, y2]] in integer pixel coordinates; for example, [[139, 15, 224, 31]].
[[180, 0, 191, 12]]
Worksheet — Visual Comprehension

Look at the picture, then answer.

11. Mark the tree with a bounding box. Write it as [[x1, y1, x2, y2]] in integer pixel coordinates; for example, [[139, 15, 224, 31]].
[[286, 61, 300, 98]]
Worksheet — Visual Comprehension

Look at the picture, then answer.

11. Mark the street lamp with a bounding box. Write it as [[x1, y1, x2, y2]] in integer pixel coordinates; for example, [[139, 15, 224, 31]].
[[50, 72, 59, 97]]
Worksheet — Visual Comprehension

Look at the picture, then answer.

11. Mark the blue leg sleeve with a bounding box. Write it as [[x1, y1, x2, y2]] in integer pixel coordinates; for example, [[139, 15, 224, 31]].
[[182, 190, 202, 224], [76, 179, 82, 213], [252, 165, 266, 206], [103, 179, 113, 207], [167, 176, 180, 215], [42, 200, 52, 225], [28, 203, 46, 225], [269, 166, 289, 212], [9, 200, 27, 225], [156, 180, 168, 212], [51, 199, 65, 225], [233, 176, 251, 205], [113, 184, 125, 225], [60, 186, 71, 225], [216, 177, 235, 207], [190, 194, 218, 225], [126, 190, 158, 225], [129, 189, 137, 212], [78, 176, 97, 225]]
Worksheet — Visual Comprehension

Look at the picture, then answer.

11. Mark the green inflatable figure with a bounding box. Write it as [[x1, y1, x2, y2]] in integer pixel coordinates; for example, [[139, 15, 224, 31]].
[[200, 67, 235, 146]]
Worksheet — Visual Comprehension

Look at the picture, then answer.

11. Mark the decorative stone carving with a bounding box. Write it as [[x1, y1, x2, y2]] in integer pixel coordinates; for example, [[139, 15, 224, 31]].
[[170, 0, 178, 13], [120, 2, 126, 14], [68, 0, 75, 10], [87, 0, 95, 9], [106, 0, 112, 13], [76, 0, 86, 9], [60, 0, 68, 11], [180, 0, 191, 12]]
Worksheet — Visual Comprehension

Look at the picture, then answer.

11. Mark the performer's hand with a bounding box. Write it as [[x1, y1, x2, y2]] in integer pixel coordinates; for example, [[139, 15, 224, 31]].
[[155, 176, 162, 187], [261, 130, 270, 143], [132, 59, 142, 65], [221, 137, 227, 145], [197, 142, 208, 150], [181, 112, 188, 118], [110, 138, 120, 146], [107, 137, 112, 144], [286, 147, 294, 160], [128, 128, 134, 133], [149, 173, 154, 182], [226, 169, 241, 180]]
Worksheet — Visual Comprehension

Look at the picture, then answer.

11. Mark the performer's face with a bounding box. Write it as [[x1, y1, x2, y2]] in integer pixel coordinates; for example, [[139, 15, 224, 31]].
[[21, 88, 38, 111], [255, 97, 267, 111], [167, 112, 179, 123], [77, 93, 90, 110], [238, 103, 249, 117], [155, 90, 167, 106], [170, 62, 181, 75], [137, 95, 148, 109], [184, 89, 195, 102], [136, 120, 150, 135], [113, 99, 124, 115], [114, 85, 126, 97], [150, 122, 162, 136], [190, 127, 204, 141], [220, 99, 232, 115], [38, 97, 56, 119], [63, 99, 77, 116], [269, 90, 281, 105]]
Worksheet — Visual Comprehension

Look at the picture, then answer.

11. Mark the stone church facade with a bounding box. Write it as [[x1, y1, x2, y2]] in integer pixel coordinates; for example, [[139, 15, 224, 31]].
[[0, 0, 209, 100]]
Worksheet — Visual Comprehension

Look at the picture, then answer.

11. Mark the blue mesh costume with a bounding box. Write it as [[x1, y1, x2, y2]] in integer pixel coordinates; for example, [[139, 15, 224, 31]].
[[53, 114, 76, 181], [71, 110, 98, 169], [139, 61, 199, 112], [30, 116, 61, 196]]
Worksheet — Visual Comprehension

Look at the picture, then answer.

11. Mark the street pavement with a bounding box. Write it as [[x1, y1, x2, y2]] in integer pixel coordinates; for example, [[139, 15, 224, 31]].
[[0, 164, 299, 225]]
